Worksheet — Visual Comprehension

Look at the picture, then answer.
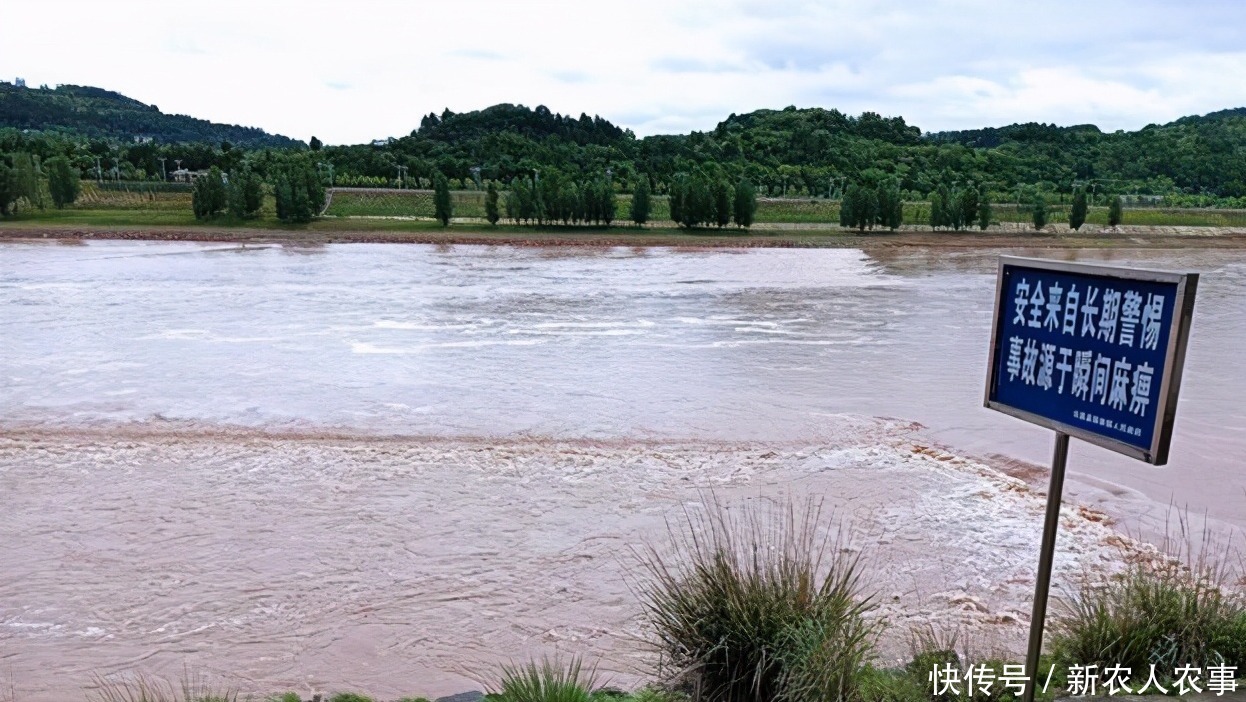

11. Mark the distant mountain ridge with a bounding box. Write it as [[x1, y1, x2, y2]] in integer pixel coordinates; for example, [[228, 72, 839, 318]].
[[0, 82, 302, 147]]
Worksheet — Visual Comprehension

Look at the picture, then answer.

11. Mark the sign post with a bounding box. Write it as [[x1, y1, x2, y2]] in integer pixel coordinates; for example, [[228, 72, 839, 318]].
[[983, 257, 1198, 702]]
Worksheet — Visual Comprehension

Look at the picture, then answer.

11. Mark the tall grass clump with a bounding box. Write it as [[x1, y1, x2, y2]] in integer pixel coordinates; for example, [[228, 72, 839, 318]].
[[490, 657, 604, 702], [88, 670, 238, 702], [1051, 521, 1246, 679], [632, 495, 878, 702]]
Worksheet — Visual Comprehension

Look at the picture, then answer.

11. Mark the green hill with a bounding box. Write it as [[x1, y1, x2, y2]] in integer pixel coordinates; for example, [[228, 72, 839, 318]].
[[2, 80, 1243, 202], [317, 102, 1246, 200], [0, 82, 301, 147]]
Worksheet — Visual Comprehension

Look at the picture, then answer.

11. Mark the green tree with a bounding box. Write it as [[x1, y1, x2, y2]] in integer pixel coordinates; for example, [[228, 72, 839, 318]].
[[839, 185, 855, 228], [1069, 188, 1087, 231], [310, 136, 322, 151], [10, 153, 44, 210], [947, 187, 966, 231], [977, 188, 992, 230], [433, 172, 452, 226], [1108, 195, 1123, 227], [191, 166, 227, 219], [630, 178, 651, 226], [599, 178, 616, 226], [485, 181, 500, 225], [227, 167, 263, 219], [274, 177, 292, 221], [669, 175, 686, 226], [879, 181, 903, 230], [0, 162, 16, 215], [929, 190, 945, 230], [45, 156, 80, 209], [712, 179, 732, 228], [733, 177, 756, 228], [273, 160, 320, 223], [242, 168, 264, 215], [959, 187, 978, 231], [290, 178, 310, 222], [1032, 195, 1048, 230]]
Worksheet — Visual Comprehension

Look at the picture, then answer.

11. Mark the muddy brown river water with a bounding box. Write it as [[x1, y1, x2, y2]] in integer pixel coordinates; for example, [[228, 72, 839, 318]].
[[1, 242, 1243, 699]]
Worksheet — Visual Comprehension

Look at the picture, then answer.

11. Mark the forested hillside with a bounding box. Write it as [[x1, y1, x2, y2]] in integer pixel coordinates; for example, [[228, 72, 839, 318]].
[[320, 103, 1246, 202], [2, 81, 1244, 205], [0, 82, 301, 148]]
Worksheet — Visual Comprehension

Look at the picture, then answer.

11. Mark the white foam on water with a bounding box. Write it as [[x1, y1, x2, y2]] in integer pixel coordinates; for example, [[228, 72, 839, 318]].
[[0, 417, 1169, 701], [374, 320, 484, 331], [509, 328, 647, 337], [350, 339, 545, 354]]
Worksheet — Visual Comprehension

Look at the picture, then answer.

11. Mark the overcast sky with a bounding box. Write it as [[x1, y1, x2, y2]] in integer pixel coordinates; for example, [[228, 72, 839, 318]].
[[4, 0, 1244, 145]]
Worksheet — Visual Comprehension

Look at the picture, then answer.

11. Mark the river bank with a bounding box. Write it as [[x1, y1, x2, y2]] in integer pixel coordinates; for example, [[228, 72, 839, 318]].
[[4, 221, 1246, 249]]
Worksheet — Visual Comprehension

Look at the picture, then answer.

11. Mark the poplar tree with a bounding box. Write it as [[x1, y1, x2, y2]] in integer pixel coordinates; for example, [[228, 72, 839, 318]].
[[227, 167, 263, 218], [434, 173, 452, 226], [1032, 195, 1048, 230], [929, 190, 945, 230], [11, 153, 44, 210], [712, 179, 732, 228], [485, 181, 500, 225], [1069, 188, 1087, 230], [977, 188, 992, 230], [191, 167, 227, 219], [1108, 196, 1123, 226], [733, 177, 756, 228], [505, 187, 519, 223], [669, 176, 686, 226], [880, 181, 903, 230], [46, 156, 80, 209], [630, 178, 650, 226], [0, 162, 15, 215], [839, 184, 856, 228], [959, 187, 978, 231], [600, 179, 616, 226]]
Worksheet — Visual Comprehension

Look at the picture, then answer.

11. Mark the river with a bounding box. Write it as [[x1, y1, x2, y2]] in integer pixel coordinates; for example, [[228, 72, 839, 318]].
[[1, 240, 1243, 698]]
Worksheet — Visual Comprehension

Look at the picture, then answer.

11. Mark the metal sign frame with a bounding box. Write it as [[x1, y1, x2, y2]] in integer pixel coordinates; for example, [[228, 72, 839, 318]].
[[983, 256, 1198, 465]]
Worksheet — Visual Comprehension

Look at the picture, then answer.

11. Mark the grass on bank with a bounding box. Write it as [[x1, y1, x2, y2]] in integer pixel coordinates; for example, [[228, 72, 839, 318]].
[[13, 185, 1244, 230], [1050, 537, 1246, 682]]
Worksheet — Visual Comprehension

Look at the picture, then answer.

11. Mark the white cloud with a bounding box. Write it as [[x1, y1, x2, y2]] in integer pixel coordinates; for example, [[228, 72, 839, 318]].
[[1, 0, 1242, 143]]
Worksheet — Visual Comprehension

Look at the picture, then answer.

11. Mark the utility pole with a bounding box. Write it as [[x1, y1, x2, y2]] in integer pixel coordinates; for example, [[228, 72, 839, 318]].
[[95, 157, 102, 183], [159, 157, 167, 182]]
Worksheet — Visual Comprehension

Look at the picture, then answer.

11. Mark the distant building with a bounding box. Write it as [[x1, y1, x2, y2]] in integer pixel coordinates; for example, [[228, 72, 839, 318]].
[[132, 135, 154, 144], [371, 137, 394, 147], [14, 77, 25, 88], [171, 169, 226, 184]]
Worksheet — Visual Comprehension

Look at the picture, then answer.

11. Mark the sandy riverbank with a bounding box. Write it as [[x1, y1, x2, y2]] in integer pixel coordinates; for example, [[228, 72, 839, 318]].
[[4, 222, 1246, 249]]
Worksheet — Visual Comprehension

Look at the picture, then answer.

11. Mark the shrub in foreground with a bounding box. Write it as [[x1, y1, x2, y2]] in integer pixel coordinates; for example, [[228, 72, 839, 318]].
[[490, 657, 602, 702], [88, 670, 237, 702], [633, 496, 878, 702], [1051, 560, 1246, 679]]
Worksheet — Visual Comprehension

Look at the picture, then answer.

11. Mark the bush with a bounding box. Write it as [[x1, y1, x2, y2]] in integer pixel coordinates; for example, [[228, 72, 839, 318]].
[[88, 670, 237, 702], [191, 167, 227, 219], [1031, 196, 1048, 230], [1051, 560, 1246, 679], [632, 496, 878, 702], [490, 657, 601, 702]]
